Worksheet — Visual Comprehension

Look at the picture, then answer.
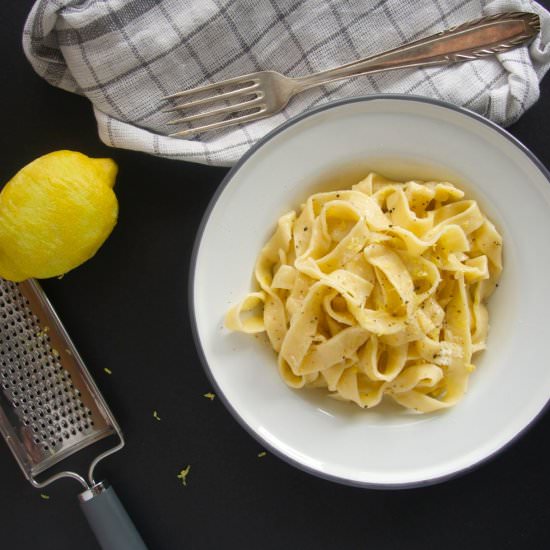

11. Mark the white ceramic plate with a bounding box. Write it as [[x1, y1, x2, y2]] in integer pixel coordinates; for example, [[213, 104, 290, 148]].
[[190, 96, 550, 487]]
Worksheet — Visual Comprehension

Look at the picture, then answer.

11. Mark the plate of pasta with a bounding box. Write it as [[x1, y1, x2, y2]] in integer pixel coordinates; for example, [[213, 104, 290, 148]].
[[190, 95, 550, 487]]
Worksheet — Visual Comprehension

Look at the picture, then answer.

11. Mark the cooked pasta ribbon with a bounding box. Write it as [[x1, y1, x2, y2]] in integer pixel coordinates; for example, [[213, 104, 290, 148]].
[[225, 173, 502, 413]]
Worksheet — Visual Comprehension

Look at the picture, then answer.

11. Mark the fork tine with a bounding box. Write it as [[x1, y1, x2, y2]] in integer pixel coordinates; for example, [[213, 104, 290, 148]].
[[163, 85, 260, 113], [163, 74, 259, 101], [169, 109, 267, 138], [167, 98, 264, 125]]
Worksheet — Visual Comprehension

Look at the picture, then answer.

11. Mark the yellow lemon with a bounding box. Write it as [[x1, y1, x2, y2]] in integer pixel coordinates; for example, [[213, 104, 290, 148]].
[[0, 150, 118, 281]]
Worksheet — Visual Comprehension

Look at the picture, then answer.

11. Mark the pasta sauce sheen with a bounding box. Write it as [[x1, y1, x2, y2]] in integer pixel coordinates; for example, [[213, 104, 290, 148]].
[[225, 173, 502, 413]]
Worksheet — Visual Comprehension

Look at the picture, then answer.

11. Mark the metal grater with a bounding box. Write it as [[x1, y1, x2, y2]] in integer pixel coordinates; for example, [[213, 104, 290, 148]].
[[0, 278, 147, 550]]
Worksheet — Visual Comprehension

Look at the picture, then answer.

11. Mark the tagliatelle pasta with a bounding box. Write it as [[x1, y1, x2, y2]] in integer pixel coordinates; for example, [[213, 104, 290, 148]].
[[225, 173, 502, 413]]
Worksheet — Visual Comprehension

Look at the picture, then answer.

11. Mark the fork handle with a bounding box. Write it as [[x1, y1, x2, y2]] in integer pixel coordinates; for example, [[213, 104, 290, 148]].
[[293, 12, 540, 91]]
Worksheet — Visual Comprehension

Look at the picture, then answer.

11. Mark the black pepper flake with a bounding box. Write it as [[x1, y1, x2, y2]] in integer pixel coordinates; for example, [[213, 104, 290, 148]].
[[336, 193, 341, 198], [304, 226, 308, 231]]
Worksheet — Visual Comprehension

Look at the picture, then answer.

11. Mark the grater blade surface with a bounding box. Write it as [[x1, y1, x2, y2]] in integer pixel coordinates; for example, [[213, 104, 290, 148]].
[[0, 278, 119, 482]]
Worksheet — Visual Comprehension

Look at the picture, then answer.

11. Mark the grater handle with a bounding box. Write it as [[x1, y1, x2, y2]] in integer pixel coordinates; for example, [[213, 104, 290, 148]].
[[78, 481, 148, 550]]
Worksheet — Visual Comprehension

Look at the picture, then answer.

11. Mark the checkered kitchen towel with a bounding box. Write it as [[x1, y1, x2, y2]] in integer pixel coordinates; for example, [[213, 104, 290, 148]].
[[23, 0, 550, 166]]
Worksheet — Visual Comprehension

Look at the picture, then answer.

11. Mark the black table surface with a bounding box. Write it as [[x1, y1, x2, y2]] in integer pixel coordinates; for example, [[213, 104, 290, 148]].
[[2, 3, 550, 549]]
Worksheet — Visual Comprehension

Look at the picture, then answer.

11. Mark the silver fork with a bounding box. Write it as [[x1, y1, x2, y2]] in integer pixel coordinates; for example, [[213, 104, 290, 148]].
[[164, 11, 540, 138]]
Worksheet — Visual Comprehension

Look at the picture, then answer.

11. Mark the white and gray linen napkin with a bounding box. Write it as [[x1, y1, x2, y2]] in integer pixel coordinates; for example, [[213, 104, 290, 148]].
[[23, 0, 550, 167]]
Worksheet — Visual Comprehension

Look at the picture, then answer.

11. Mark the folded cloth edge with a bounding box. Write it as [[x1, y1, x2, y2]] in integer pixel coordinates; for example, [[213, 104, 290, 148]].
[[22, 0, 550, 167]]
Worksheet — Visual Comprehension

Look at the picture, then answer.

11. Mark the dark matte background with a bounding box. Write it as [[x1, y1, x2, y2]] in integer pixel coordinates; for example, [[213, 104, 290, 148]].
[[2, 2, 550, 549]]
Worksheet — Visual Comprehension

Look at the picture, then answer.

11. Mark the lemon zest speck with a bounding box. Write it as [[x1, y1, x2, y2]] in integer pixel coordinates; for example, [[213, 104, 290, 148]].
[[40, 493, 50, 500], [257, 451, 267, 458], [203, 392, 216, 401], [177, 465, 191, 486], [104, 367, 112, 375], [153, 410, 161, 421]]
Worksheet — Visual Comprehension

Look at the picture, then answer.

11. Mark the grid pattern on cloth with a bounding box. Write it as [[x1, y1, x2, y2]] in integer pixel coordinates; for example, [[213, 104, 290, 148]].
[[23, 0, 550, 166]]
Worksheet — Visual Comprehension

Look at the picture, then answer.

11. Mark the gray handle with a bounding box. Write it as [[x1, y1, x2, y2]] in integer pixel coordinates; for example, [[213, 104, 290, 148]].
[[79, 482, 148, 550]]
